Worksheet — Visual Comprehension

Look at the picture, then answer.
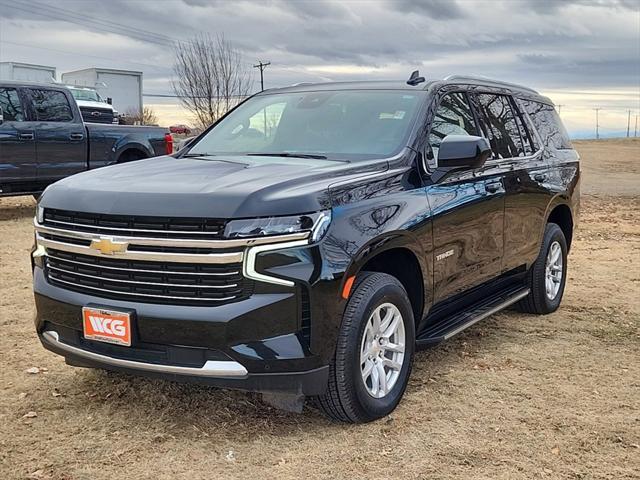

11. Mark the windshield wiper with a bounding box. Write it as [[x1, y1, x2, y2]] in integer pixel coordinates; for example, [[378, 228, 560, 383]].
[[247, 152, 351, 162], [246, 152, 329, 160], [181, 153, 249, 166]]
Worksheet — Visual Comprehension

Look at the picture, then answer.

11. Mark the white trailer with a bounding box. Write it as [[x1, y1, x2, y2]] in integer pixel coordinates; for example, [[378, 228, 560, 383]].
[[61, 68, 143, 115], [0, 62, 56, 83]]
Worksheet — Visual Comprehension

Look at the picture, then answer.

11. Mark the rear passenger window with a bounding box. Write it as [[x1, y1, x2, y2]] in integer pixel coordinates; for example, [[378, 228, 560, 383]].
[[28, 89, 74, 122], [0, 88, 24, 122], [521, 100, 572, 150], [428, 92, 478, 168], [476, 94, 526, 159]]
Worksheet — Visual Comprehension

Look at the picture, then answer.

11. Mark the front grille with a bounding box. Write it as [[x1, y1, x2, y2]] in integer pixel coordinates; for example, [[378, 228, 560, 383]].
[[43, 208, 227, 240], [80, 107, 114, 124], [45, 249, 252, 306]]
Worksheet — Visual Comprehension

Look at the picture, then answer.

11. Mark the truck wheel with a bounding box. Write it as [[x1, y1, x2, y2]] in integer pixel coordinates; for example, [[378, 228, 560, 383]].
[[118, 150, 146, 163], [517, 223, 568, 314], [314, 272, 415, 423]]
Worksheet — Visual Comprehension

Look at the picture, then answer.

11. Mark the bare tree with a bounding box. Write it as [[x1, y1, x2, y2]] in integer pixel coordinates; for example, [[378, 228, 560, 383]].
[[172, 34, 253, 129], [123, 107, 159, 126]]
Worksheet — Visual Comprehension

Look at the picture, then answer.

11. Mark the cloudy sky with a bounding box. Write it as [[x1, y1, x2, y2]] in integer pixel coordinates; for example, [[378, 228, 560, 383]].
[[0, 0, 638, 136]]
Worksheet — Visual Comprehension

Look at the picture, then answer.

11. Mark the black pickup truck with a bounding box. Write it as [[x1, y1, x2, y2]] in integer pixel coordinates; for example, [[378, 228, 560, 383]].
[[0, 81, 171, 197], [32, 74, 579, 423]]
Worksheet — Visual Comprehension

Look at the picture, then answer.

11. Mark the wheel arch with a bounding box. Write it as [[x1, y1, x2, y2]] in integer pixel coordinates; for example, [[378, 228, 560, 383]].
[[545, 201, 574, 251], [115, 144, 152, 163], [341, 234, 428, 326]]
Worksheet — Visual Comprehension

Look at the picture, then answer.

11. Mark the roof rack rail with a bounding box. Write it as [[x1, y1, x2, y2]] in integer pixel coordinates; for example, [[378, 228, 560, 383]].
[[443, 75, 538, 94]]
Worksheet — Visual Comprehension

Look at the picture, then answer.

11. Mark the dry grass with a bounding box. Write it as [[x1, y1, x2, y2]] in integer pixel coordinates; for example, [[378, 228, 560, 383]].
[[1, 140, 638, 479]]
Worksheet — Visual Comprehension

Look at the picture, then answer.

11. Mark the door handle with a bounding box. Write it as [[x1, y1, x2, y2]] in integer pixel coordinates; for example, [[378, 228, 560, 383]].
[[18, 133, 34, 140], [486, 181, 502, 193], [69, 133, 85, 140], [534, 173, 548, 182]]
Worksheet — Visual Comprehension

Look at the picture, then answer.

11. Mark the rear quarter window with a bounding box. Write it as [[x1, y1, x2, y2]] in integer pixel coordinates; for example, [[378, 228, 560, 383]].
[[521, 100, 572, 150]]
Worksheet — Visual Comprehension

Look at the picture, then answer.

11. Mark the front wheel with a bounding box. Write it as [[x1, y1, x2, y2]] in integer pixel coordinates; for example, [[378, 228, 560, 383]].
[[314, 272, 415, 423], [518, 222, 568, 314]]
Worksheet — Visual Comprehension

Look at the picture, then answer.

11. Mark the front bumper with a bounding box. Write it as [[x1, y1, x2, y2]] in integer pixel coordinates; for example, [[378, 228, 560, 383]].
[[33, 266, 332, 396], [39, 329, 329, 395]]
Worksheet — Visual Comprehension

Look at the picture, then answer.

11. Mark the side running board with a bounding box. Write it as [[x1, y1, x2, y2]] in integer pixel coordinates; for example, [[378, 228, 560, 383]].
[[416, 287, 530, 347]]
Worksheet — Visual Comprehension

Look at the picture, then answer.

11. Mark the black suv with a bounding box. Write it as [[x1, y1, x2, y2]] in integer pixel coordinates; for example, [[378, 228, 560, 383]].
[[32, 74, 579, 423]]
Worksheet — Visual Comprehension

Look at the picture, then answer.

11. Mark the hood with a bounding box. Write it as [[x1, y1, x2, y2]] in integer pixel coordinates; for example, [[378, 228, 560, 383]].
[[76, 100, 113, 111], [41, 155, 388, 218]]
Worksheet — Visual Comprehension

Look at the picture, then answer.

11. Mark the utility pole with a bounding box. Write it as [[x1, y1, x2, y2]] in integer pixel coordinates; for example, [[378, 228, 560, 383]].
[[635, 114, 638, 138], [593, 108, 601, 140], [557, 104, 565, 115], [253, 61, 270, 92], [627, 109, 631, 137]]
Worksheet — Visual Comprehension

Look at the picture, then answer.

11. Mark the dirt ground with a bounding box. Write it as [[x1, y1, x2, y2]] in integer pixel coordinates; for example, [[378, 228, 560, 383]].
[[1, 139, 638, 479]]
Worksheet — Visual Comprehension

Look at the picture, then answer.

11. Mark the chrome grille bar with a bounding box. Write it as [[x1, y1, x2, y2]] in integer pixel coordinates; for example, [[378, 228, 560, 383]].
[[44, 218, 222, 236], [36, 233, 243, 264], [46, 252, 239, 276], [48, 277, 238, 302], [35, 220, 310, 249], [47, 265, 239, 289]]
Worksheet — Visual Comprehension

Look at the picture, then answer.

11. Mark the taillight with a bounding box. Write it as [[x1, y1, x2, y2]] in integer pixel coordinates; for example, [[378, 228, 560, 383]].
[[164, 133, 174, 155]]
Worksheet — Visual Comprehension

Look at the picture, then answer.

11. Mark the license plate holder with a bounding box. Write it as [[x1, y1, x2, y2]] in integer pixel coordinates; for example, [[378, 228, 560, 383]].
[[82, 306, 132, 347]]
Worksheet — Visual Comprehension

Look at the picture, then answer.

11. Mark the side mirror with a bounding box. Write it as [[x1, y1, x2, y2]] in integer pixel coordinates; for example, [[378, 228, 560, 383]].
[[0, 106, 3, 124], [106, 97, 113, 105], [437, 135, 492, 170]]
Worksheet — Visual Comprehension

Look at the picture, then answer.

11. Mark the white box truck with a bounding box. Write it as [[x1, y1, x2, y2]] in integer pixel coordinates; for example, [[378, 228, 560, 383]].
[[0, 62, 56, 83], [61, 68, 143, 116]]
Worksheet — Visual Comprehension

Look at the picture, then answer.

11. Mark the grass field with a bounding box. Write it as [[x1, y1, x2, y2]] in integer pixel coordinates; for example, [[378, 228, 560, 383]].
[[1, 139, 638, 479]]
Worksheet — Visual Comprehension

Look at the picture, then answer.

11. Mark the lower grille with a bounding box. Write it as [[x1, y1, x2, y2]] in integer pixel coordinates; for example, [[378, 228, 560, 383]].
[[45, 249, 253, 306]]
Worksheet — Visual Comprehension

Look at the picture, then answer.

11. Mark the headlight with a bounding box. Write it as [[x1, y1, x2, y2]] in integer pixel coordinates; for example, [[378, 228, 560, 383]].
[[36, 204, 44, 224], [224, 210, 331, 242]]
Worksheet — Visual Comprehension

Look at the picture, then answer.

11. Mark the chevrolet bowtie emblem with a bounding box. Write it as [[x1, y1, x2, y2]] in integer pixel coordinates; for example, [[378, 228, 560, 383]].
[[90, 237, 128, 255]]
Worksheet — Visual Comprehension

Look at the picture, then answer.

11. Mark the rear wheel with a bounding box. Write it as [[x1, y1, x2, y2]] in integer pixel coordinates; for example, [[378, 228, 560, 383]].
[[518, 222, 568, 314], [314, 272, 415, 423], [118, 150, 146, 163]]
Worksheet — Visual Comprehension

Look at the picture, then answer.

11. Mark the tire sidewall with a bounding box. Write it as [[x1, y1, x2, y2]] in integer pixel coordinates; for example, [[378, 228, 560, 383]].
[[348, 279, 415, 420], [538, 224, 568, 312]]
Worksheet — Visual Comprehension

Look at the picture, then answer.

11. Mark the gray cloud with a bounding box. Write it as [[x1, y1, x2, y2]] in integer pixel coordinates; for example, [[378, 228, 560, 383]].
[[392, 0, 465, 19], [520, 0, 639, 14], [0, 0, 637, 96]]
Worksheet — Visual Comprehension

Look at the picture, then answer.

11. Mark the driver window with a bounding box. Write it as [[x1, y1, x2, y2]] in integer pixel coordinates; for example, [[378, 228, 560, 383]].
[[241, 102, 286, 149], [427, 92, 478, 169]]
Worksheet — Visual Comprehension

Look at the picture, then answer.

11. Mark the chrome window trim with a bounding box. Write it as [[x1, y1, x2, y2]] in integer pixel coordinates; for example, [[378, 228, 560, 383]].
[[41, 330, 248, 377]]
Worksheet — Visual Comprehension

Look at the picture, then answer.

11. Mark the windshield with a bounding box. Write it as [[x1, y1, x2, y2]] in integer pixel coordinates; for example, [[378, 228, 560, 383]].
[[187, 90, 423, 160], [69, 88, 102, 102]]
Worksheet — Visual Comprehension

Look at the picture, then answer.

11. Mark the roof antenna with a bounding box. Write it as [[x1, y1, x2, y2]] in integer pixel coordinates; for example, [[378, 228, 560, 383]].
[[406, 70, 425, 86]]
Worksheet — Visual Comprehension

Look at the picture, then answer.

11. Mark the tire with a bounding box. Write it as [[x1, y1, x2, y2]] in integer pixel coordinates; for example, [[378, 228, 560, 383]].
[[118, 150, 146, 163], [314, 272, 415, 423], [517, 222, 568, 314]]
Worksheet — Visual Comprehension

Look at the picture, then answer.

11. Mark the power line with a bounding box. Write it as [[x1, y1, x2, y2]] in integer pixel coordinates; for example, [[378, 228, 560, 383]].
[[2, 40, 170, 72], [0, 1, 178, 48], [253, 61, 270, 92]]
